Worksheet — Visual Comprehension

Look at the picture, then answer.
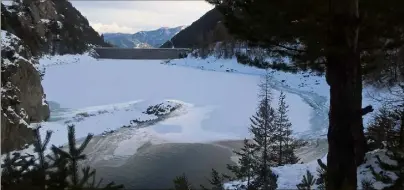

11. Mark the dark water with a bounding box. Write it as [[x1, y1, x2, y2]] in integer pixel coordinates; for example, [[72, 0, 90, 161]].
[[92, 142, 239, 189]]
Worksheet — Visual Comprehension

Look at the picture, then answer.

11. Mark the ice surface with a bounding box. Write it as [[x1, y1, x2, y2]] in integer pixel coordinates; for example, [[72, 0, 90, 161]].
[[2, 52, 394, 188], [39, 54, 314, 144]]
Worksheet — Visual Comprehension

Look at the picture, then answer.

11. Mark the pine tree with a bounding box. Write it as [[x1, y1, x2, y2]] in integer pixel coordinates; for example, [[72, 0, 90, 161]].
[[316, 159, 328, 190], [248, 72, 278, 190], [365, 107, 402, 151], [1, 125, 124, 190], [1, 152, 36, 189], [273, 91, 301, 165], [172, 173, 193, 190], [200, 169, 226, 190], [31, 127, 53, 189], [226, 139, 256, 190], [296, 170, 316, 190], [361, 178, 376, 190], [370, 108, 404, 189], [206, 0, 404, 188], [52, 125, 93, 188]]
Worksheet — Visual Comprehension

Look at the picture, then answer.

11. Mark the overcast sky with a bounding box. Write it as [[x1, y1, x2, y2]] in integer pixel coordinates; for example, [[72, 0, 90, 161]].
[[71, 1, 214, 34]]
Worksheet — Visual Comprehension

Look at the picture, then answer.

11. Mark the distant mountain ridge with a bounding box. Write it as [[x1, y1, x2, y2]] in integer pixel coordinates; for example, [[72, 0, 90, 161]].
[[160, 8, 232, 48], [103, 26, 186, 48]]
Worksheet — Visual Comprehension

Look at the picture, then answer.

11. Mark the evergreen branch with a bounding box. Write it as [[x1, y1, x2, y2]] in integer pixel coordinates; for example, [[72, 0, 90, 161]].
[[67, 124, 77, 156], [42, 130, 53, 151], [79, 166, 96, 187], [272, 44, 307, 53], [362, 105, 374, 116], [51, 145, 72, 159], [376, 155, 398, 172], [369, 164, 393, 184], [78, 133, 94, 154]]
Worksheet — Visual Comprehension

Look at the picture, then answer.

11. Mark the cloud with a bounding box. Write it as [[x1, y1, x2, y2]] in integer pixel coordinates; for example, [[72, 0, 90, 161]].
[[90, 22, 137, 34], [72, 1, 214, 34]]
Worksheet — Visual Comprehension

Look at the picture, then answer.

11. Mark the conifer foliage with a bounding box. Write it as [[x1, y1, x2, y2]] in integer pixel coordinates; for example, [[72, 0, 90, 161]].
[[201, 169, 227, 190], [172, 173, 193, 190], [366, 108, 403, 151], [1, 125, 124, 190], [246, 72, 278, 190], [316, 159, 328, 190], [370, 107, 404, 189], [296, 170, 316, 190], [220, 72, 303, 190], [273, 91, 302, 165], [226, 139, 255, 189]]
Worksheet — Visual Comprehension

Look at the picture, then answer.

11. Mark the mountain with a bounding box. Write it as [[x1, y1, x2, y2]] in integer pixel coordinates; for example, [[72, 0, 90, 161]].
[[160, 8, 232, 48], [1, 0, 108, 153], [1, 0, 109, 56], [103, 26, 186, 48]]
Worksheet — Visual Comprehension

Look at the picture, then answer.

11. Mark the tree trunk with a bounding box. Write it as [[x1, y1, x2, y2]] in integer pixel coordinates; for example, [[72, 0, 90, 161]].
[[399, 109, 404, 150], [326, 0, 363, 189]]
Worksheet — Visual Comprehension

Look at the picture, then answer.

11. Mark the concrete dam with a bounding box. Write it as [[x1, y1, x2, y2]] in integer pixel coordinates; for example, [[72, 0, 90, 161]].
[[94, 47, 191, 60]]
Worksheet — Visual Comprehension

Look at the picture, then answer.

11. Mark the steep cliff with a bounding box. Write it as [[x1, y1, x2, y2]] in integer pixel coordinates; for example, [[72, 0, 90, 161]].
[[1, 0, 108, 153], [1, 30, 49, 153]]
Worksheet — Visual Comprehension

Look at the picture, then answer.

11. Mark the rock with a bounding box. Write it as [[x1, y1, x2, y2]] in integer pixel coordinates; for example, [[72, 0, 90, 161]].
[[10, 59, 50, 122], [1, 0, 108, 56], [1, 111, 35, 154], [1, 31, 50, 153]]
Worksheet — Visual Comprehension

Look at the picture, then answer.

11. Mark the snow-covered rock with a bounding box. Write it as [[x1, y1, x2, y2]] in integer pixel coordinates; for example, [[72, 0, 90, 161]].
[[1, 0, 107, 56], [1, 30, 50, 153]]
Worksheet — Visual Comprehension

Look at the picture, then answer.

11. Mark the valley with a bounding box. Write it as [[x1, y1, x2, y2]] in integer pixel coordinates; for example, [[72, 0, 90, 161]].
[[2, 0, 402, 190]]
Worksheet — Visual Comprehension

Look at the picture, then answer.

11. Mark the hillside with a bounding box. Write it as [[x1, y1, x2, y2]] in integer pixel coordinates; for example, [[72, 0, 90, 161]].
[[1, 0, 108, 153], [103, 26, 186, 48], [1, 0, 109, 56], [160, 8, 232, 48]]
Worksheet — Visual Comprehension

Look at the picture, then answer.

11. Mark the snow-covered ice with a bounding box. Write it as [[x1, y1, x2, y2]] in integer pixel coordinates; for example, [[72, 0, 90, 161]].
[[39, 54, 315, 146], [2, 51, 393, 189]]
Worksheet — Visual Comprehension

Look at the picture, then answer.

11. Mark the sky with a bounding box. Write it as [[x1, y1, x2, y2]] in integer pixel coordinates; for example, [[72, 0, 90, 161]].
[[71, 1, 214, 34]]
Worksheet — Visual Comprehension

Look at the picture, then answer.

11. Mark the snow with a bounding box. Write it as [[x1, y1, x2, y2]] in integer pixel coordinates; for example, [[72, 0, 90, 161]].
[[1, 30, 19, 48], [40, 19, 50, 24], [0, 53, 318, 163], [39, 54, 313, 143], [167, 55, 384, 129], [1, 49, 396, 187], [225, 149, 397, 189], [39, 100, 183, 149], [224, 154, 327, 189], [1, 30, 30, 65], [57, 21, 63, 29], [1, 1, 14, 6]]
